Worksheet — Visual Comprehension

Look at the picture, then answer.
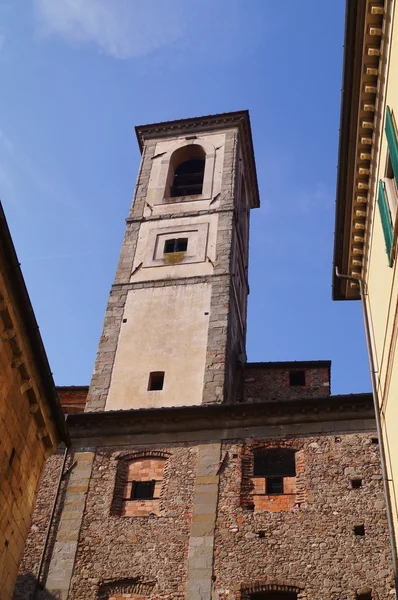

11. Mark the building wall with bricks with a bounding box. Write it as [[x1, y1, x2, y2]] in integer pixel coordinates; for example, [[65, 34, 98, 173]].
[[14, 403, 394, 600], [0, 204, 66, 600], [243, 362, 331, 403]]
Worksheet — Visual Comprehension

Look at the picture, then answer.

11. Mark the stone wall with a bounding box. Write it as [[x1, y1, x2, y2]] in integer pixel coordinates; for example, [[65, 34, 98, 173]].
[[244, 363, 331, 403], [214, 433, 392, 599], [16, 422, 393, 600]]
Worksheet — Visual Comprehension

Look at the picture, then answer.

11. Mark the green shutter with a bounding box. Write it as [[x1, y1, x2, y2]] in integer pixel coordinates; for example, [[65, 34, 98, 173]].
[[377, 179, 393, 266], [385, 106, 398, 183]]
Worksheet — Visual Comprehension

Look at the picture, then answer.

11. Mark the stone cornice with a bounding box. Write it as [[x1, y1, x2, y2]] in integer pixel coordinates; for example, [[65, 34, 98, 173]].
[[333, 0, 386, 300], [67, 393, 374, 445], [135, 110, 260, 209]]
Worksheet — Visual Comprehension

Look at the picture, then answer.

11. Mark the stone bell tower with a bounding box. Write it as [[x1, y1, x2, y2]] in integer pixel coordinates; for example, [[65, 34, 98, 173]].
[[86, 112, 259, 412]]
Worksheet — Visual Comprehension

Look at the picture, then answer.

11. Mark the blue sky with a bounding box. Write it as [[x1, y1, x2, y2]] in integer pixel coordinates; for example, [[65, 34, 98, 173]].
[[0, 0, 370, 393]]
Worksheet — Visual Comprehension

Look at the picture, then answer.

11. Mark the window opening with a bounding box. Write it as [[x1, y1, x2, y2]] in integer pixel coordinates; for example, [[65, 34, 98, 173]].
[[171, 159, 205, 197], [266, 477, 284, 494], [148, 372, 164, 391], [351, 478, 363, 489], [371, 437, 378, 445], [289, 370, 306, 386], [131, 480, 156, 500], [354, 524, 365, 536], [356, 590, 372, 600], [254, 449, 296, 478], [164, 238, 188, 254]]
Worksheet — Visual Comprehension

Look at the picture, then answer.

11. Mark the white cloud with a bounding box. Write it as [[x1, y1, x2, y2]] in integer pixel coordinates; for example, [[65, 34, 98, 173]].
[[34, 0, 185, 59]]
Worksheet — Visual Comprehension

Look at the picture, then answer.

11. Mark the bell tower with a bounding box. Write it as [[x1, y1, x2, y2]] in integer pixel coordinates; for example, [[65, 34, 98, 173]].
[[86, 111, 259, 412]]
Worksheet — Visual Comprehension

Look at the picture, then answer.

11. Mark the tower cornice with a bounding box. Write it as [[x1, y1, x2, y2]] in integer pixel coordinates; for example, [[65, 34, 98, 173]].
[[135, 110, 260, 209]]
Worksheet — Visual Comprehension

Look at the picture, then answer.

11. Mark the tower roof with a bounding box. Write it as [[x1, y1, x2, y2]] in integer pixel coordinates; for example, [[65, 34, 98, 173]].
[[135, 110, 260, 208]]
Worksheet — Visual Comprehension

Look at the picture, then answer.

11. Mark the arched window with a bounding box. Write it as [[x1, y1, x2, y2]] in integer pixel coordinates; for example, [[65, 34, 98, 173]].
[[168, 145, 206, 198], [111, 453, 168, 517]]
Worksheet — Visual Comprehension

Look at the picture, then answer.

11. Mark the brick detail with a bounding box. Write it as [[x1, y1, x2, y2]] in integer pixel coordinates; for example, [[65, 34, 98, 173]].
[[98, 578, 155, 599], [111, 451, 170, 517], [244, 366, 330, 403], [239, 581, 302, 599], [240, 442, 306, 512]]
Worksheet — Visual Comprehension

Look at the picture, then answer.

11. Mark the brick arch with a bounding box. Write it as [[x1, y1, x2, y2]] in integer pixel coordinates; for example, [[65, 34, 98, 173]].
[[111, 451, 171, 516], [240, 441, 306, 511], [97, 577, 155, 599], [239, 581, 303, 599]]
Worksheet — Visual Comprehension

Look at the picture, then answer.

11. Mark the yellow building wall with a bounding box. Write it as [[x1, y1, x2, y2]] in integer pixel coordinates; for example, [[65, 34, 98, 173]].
[[0, 316, 52, 600], [365, 1, 398, 541]]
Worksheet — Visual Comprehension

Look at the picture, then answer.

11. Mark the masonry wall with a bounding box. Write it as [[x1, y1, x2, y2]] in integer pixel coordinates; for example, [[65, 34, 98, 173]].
[[86, 125, 252, 412], [0, 329, 48, 600], [244, 365, 331, 402], [0, 287, 60, 600], [16, 425, 393, 600]]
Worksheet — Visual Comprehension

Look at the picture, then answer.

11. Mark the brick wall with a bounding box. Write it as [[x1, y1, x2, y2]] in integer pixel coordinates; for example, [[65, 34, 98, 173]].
[[244, 363, 331, 402], [0, 303, 57, 600], [56, 387, 88, 414]]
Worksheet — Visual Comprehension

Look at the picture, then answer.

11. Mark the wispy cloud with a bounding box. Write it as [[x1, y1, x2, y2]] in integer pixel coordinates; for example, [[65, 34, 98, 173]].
[[34, 0, 185, 59]]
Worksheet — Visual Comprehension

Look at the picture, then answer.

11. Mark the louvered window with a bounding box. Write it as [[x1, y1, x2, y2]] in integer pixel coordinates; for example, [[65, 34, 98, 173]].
[[386, 106, 398, 183], [377, 179, 393, 267]]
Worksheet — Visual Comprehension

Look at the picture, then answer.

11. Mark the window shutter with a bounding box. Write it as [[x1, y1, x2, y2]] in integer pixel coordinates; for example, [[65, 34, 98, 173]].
[[377, 179, 393, 266], [385, 106, 398, 183]]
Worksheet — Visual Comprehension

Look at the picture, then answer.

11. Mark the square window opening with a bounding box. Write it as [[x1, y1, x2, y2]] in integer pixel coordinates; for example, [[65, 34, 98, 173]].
[[371, 437, 379, 445], [266, 477, 284, 494], [351, 478, 362, 489], [131, 480, 155, 500], [289, 370, 306, 386], [148, 372, 165, 391], [164, 238, 188, 254], [354, 524, 365, 536], [356, 591, 372, 600]]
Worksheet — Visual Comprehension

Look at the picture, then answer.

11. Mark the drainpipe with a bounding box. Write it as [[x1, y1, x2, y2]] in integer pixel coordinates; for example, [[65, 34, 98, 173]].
[[335, 267, 398, 597], [33, 445, 69, 599]]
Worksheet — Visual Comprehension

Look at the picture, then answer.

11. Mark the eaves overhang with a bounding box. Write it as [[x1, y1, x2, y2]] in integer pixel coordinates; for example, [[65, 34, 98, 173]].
[[135, 110, 260, 209], [0, 203, 69, 444], [333, 0, 385, 300], [66, 393, 374, 446]]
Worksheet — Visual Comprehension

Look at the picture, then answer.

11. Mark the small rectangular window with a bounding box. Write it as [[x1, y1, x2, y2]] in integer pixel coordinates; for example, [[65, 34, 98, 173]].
[[266, 477, 284, 494], [148, 372, 164, 391], [289, 370, 306, 386], [351, 478, 362, 489], [164, 238, 188, 254], [131, 480, 155, 500], [354, 524, 365, 536]]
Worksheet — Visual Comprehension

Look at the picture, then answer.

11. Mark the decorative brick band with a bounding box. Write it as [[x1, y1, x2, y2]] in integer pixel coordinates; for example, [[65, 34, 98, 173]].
[[97, 578, 155, 599], [240, 581, 302, 599]]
